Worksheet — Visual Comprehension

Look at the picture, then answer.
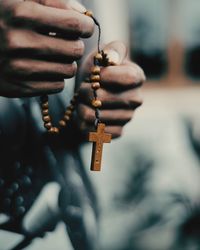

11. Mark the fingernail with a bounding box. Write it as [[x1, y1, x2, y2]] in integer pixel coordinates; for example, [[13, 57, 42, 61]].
[[68, 0, 86, 13], [104, 50, 120, 65]]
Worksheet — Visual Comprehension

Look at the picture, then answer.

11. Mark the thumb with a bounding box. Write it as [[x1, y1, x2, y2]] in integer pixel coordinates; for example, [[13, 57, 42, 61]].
[[25, 0, 86, 12], [103, 41, 128, 65], [77, 41, 128, 82]]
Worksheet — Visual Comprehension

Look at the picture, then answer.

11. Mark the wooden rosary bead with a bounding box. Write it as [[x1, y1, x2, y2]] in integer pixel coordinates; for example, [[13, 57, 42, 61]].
[[49, 127, 59, 134], [95, 53, 103, 61], [65, 110, 72, 116], [42, 102, 49, 109], [40, 92, 78, 133], [43, 115, 51, 123], [64, 115, 70, 121], [107, 60, 117, 66], [42, 109, 49, 116], [70, 98, 76, 105], [92, 99, 102, 108], [85, 10, 93, 17], [59, 120, 67, 127], [91, 66, 101, 75], [54, 127, 60, 134], [90, 75, 100, 82], [69, 104, 75, 111], [44, 122, 52, 130], [92, 82, 101, 90]]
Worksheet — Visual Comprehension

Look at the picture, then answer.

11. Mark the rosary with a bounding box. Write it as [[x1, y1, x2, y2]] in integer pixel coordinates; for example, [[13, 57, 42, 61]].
[[40, 10, 114, 171]]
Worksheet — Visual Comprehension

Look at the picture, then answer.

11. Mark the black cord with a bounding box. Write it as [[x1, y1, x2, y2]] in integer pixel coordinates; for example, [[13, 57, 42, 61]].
[[90, 15, 102, 53]]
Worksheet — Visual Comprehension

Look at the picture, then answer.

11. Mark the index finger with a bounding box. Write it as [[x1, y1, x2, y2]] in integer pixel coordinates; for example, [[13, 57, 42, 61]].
[[100, 63, 146, 90], [25, 0, 86, 13], [9, 1, 94, 38]]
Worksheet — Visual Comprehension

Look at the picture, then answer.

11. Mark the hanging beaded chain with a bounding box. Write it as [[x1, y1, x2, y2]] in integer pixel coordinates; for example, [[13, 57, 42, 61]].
[[89, 51, 111, 127], [40, 11, 111, 134]]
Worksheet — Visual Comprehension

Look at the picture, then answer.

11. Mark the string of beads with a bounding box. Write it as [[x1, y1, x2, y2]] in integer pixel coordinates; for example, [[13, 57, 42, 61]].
[[40, 10, 110, 134]]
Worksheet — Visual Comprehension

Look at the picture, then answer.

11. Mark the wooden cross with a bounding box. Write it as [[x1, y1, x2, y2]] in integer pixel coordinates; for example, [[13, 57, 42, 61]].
[[89, 123, 112, 171]]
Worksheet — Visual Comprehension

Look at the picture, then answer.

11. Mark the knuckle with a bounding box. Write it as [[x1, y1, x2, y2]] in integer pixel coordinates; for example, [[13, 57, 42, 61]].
[[113, 128, 123, 138], [66, 62, 77, 78], [20, 87, 33, 97], [12, 3, 23, 18], [82, 107, 93, 122], [116, 131, 122, 138], [126, 67, 139, 83], [96, 88, 106, 101], [105, 126, 123, 139], [125, 115, 132, 123], [84, 19, 95, 37], [9, 59, 24, 71], [13, 82, 35, 97], [72, 40, 85, 58], [139, 97, 144, 105], [140, 67, 146, 82], [129, 97, 143, 109], [0, 20, 6, 32], [12, 2, 35, 20], [80, 16, 95, 38], [6, 30, 19, 50], [5, 31, 13, 49], [52, 82, 65, 93], [31, 82, 64, 96], [70, 16, 82, 33], [130, 64, 146, 83]]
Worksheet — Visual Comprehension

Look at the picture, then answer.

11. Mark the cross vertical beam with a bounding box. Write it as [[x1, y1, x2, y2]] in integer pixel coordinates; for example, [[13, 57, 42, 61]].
[[89, 123, 112, 171]]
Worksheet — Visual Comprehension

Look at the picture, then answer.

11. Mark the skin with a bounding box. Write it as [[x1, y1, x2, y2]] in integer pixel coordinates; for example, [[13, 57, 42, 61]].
[[0, 0, 146, 139], [0, 0, 94, 97], [77, 41, 146, 138]]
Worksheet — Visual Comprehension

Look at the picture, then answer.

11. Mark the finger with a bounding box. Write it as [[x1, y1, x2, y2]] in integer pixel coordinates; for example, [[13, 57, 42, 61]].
[[100, 64, 145, 90], [25, 0, 86, 12], [67, 0, 86, 12], [22, 81, 65, 96], [125, 61, 146, 81], [105, 126, 123, 139], [77, 104, 134, 126], [103, 41, 128, 65], [25, 0, 69, 9], [4, 29, 85, 61], [4, 59, 77, 81], [9, 1, 94, 38], [78, 41, 128, 78], [78, 83, 143, 109], [0, 79, 64, 97]]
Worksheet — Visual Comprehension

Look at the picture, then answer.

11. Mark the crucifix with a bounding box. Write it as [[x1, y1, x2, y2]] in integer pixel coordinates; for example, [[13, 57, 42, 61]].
[[39, 11, 113, 172], [89, 123, 112, 171]]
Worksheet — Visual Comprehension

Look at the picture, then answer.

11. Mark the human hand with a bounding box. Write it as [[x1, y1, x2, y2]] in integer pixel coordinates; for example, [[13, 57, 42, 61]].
[[0, 0, 94, 97], [77, 41, 145, 139]]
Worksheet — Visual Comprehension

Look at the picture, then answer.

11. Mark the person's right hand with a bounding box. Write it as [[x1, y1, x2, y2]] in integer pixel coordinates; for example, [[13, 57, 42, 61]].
[[0, 0, 94, 97]]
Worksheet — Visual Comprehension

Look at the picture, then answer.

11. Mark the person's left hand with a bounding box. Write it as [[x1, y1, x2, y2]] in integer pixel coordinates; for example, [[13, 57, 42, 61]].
[[76, 41, 146, 139]]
